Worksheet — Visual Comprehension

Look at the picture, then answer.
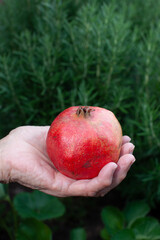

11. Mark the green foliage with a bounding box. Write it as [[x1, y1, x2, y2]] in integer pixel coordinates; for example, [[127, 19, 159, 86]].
[[16, 218, 52, 240], [70, 227, 87, 240], [131, 217, 160, 240], [124, 201, 150, 227], [100, 201, 160, 240], [0, 188, 65, 239], [0, 183, 5, 199], [13, 190, 66, 220], [111, 229, 135, 240], [101, 206, 125, 235]]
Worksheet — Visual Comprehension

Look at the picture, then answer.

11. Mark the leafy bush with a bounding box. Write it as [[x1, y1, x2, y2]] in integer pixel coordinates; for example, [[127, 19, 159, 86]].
[[100, 200, 160, 240], [0, 183, 65, 239], [0, 0, 160, 224]]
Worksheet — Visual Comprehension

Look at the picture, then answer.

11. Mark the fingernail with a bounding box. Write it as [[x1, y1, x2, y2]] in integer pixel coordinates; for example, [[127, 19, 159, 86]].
[[127, 158, 135, 170], [131, 157, 136, 165], [112, 163, 118, 170], [130, 145, 135, 154]]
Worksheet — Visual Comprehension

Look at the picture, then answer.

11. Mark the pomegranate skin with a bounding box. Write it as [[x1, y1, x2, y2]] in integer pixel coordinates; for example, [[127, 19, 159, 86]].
[[46, 106, 122, 180]]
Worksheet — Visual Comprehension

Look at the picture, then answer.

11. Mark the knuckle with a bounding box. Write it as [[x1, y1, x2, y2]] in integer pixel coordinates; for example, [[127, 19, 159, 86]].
[[97, 177, 112, 189], [104, 179, 112, 187]]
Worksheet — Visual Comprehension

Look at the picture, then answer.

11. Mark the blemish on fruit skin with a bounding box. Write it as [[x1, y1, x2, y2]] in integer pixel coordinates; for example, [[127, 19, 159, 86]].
[[52, 135, 57, 139], [83, 161, 91, 168]]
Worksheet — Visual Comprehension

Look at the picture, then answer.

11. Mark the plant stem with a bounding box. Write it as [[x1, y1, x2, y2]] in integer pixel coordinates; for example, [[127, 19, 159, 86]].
[[107, 38, 117, 88], [96, 30, 101, 82], [149, 112, 160, 147], [3, 57, 26, 120], [5, 196, 18, 240], [83, 23, 89, 80]]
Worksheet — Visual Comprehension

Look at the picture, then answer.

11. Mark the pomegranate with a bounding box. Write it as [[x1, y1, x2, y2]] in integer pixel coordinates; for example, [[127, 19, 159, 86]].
[[46, 106, 122, 180]]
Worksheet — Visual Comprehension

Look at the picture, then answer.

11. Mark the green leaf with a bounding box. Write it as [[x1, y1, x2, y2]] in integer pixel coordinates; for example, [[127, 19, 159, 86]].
[[131, 217, 160, 240], [124, 200, 150, 227], [100, 228, 110, 240], [111, 229, 135, 240], [16, 218, 52, 240], [70, 228, 87, 240], [13, 190, 65, 220], [101, 206, 124, 236], [0, 183, 5, 199]]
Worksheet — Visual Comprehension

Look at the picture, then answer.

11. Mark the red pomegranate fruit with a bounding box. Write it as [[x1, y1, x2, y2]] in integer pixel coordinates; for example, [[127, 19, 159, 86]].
[[46, 106, 122, 180]]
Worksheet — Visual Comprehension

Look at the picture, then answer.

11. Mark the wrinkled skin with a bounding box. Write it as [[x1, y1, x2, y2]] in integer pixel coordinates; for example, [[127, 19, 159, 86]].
[[0, 126, 135, 197]]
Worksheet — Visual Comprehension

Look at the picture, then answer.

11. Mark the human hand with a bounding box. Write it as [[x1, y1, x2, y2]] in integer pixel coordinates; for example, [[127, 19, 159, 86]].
[[0, 126, 135, 197]]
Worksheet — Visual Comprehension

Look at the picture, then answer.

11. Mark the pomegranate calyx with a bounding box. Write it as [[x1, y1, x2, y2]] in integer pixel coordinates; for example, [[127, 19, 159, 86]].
[[76, 106, 95, 118]]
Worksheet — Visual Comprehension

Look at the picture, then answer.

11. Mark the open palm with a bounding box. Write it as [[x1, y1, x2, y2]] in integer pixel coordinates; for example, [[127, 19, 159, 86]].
[[2, 126, 135, 197]]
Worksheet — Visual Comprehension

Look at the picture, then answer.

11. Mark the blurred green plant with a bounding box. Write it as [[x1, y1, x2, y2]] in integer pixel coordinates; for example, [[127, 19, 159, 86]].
[[0, 183, 65, 239], [100, 200, 160, 240], [70, 227, 87, 240]]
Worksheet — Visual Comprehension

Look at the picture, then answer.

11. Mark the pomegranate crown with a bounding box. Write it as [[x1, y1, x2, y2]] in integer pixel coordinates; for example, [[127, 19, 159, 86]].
[[76, 106, 95, 118]]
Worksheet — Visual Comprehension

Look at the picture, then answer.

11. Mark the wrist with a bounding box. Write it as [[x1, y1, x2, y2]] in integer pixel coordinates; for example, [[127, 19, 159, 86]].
[[0, 136, 10, 183]]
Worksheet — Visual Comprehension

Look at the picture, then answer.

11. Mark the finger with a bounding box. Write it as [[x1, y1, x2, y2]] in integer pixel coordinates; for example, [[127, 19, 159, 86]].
[[68, 162, 117, 197], [120, 142, 135, 157], [40, 126, 50, 138], [96, 154, 135, 197], [111, 154, 135, 188], [122, 136, 131, 145]]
